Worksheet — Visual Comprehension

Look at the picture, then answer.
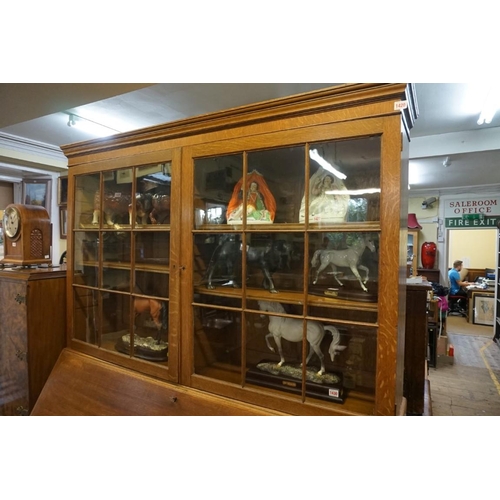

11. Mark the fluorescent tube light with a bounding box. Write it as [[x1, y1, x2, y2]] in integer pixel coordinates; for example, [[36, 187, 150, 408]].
[[67, 113, 121, 138], [309, 149, 347, 180], [477, 86, 500, 125], [325, 188, 381, 196]]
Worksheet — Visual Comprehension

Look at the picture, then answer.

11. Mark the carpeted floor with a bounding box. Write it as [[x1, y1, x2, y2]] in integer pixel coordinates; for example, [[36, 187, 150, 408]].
[[428, 331, 500, 415], [445, 315, 494, 337]]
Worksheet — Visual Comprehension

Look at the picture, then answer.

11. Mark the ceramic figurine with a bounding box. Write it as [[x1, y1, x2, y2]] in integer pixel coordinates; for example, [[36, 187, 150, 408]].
[[299, 169, 349, 223], [226, 170, 276, 224]]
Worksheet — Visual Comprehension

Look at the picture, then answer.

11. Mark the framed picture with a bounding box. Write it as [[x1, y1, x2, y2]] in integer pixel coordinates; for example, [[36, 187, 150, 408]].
[[22, 179, 51, 216], [58, 176, 68, 205], [472, 292, 495, 326], [59, 207, 68, 239]]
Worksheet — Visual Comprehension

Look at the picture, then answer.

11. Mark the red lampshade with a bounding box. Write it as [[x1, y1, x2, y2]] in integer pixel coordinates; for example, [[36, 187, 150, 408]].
[[408, 213, 422, 229]]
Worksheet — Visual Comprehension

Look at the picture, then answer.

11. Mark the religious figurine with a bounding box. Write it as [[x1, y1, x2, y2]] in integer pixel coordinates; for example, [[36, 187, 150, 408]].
[[299, 169, 349, 223], [226, 170, 276, 224]]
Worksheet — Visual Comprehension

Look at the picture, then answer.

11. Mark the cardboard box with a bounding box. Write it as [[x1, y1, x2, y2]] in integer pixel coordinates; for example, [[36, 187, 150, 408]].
[[437, 353, 455, 367], [437, 335, 448, 355]]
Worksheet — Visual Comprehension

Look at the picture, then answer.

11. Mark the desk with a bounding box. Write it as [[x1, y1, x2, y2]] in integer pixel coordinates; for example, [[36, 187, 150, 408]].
[[466, 286, 495, 323]]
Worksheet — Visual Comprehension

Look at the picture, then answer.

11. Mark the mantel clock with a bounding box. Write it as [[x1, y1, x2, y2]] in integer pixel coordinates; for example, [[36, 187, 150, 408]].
[[1, 204, 52, 266]]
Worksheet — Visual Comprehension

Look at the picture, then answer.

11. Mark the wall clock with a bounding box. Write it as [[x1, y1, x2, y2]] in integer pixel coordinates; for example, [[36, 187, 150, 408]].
[[1, 204, 52, 266]]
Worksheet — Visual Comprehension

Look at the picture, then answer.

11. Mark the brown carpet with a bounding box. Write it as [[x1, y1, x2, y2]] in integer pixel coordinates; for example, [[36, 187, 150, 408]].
[[445, 315, 494, 337]]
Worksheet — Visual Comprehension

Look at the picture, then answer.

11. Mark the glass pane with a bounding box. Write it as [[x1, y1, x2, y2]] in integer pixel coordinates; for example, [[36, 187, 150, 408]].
[[102, 231, 131, 292], [136, 162, 171, 227], [99, 168, 134, 227], [135, 270, 169, 299], [308, 232, 379, 302], [73, 286, 98, 344], [245, 232, 304, 296], [193, 291, 242, 310], [317, 324, 377, 406], [307, 303, 378, 325], [245, 308, 303, 403], [193, 233, 243, 294], [74, 173, 100, 228], [194, 154, 243, 229], [100, 291, 130, 352], [115, 296, 169, 364], [193, 306, 242, 382], [135, 232, 169, 268], [246, 146, 305, 224], [303, 137, 381, 225], [74, 231, 99, 288]]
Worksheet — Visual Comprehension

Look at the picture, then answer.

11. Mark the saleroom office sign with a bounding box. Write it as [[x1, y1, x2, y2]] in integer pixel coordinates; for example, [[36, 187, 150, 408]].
[[445, 195, 500, 228]]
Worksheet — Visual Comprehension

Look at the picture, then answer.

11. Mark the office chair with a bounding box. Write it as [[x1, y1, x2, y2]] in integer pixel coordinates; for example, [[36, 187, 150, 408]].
[[448, 291, 467, 317]]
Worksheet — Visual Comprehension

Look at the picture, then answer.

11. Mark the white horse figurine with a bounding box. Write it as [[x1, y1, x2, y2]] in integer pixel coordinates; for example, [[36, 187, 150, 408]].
[[311, 235, 376, 292], [258, 300, 345, 375]]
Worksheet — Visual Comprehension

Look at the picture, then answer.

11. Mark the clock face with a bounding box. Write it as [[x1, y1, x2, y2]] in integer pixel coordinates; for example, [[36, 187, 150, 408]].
[[3, 206, 21, 239]]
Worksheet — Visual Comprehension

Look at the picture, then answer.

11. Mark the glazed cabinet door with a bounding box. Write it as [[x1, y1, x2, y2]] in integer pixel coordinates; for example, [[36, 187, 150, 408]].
[[180, 117, 402, 415], [68, 149, 181, 381], [0, 280, 29, 415]]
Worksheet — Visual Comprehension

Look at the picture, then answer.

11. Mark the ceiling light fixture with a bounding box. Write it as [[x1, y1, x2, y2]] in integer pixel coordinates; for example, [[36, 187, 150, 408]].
[[443, 156, 451, 168], [66, 113, 121, 137], [477, 86, 500, 125], [309, 149, 347, 180], [325, 188, 381, 196]]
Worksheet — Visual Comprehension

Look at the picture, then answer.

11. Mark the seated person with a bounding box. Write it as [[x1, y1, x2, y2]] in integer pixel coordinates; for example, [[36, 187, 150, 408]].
[[448, 259, 471, 310]]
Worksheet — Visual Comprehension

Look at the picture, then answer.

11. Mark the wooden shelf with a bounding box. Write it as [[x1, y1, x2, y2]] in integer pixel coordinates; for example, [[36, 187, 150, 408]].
[[78, 260, 170, 273], [195, 221, 381, 233], [77, 224, 171, 231], [193, 285, 378, 312]]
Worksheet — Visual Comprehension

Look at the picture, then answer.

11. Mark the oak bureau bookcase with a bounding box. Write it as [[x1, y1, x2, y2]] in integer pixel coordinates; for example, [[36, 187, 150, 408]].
[[39, 84, 417, 416]]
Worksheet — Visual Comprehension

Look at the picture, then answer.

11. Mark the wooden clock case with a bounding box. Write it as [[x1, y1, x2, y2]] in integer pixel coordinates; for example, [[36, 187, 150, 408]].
[[1, 204, 52, 266]]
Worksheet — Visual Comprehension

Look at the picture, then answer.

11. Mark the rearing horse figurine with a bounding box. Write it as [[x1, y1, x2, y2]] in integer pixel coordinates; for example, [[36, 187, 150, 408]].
[[311, 235, 376, 292]]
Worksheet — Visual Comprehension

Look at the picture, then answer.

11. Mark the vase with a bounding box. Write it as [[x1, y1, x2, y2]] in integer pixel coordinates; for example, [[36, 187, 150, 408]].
[[421, 241, 437, 269]]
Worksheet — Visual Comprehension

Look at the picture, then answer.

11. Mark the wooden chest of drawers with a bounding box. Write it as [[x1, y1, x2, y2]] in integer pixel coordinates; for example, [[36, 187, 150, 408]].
[[0, 267, 66, 415]]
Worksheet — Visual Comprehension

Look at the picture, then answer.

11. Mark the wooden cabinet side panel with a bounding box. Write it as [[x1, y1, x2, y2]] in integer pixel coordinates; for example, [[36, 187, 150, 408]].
[[404, 285, 430, 415], [0, 279, 29, 415], [27, 276, 67, 407], [32, 349, 284, 416]]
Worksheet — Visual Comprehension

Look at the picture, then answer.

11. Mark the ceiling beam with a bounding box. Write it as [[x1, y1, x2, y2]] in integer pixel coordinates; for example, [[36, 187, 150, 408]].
[[410, 127, 500, 159]]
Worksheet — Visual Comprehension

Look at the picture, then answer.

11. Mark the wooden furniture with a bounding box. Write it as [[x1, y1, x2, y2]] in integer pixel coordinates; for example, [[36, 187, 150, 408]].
[[407, 229, 419, 276], [495, 227, 500, 344], [0, 267, 66, 415], [417, 268, 440, 284], [35, 83, 417, 416], [404, 282, 432, 415], [1, 204, 52, 266]]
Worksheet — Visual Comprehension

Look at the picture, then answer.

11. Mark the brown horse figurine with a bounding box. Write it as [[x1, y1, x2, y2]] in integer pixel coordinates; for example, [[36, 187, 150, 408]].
[[149, 194, 171, 224], [92, 191, 153, 226], [133, 297, 167, 343]]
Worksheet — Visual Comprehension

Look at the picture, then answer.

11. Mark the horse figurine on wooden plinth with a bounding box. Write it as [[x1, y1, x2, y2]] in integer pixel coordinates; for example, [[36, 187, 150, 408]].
[[311, 235, 376, 292], [133, 297, 167, 343], [203, 236, 284, 293], [257, 300, 345, 375]]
